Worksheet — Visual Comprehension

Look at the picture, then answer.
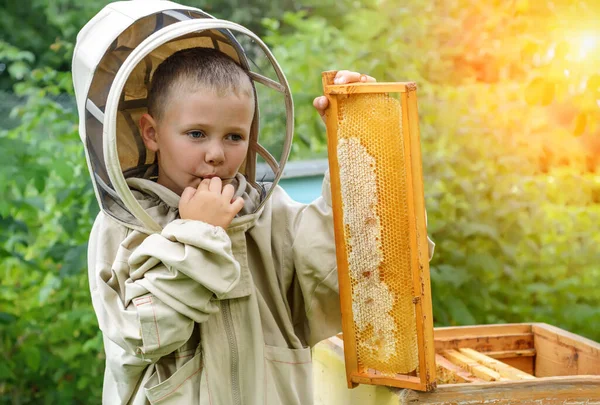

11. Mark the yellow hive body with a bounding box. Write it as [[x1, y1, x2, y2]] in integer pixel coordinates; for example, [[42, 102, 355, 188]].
[[336, 94, 417, 374]]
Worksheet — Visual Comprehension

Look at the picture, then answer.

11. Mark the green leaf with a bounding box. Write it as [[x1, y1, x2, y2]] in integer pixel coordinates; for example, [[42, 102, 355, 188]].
[[432, 264, 472, 288], [0, 360, 16, 380], [39, 273, 61, 304], [463, 223, 500, 241], [445, 296, 476, 325], [24, 347, 41, 371], [0, 312, 17, 324], [60, 244, 87, 277], [7, 61, 30, 80]]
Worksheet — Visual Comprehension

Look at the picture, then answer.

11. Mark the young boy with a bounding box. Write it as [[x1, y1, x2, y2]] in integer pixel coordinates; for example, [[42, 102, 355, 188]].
[[78, 9, 374, 404]]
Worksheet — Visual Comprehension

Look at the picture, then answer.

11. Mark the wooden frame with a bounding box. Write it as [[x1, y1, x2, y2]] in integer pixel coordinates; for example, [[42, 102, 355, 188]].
[[321, 71, 436, 391], [324, 82, 416, 95]]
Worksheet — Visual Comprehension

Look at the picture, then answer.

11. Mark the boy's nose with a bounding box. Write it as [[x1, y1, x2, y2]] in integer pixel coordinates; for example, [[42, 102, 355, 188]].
[[205, 142, 225, 165]]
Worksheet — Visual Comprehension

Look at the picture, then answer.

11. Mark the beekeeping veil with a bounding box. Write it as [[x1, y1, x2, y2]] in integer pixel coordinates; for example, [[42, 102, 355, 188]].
[[72, 0, 293, 234]]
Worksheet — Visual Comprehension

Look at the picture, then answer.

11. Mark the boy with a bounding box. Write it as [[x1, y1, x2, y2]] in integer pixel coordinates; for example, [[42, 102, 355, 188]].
[[77, 7, 374, 403]]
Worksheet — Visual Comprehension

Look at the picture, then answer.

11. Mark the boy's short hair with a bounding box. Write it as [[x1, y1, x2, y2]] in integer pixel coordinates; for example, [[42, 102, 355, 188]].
[[147, 47, 254, 121]]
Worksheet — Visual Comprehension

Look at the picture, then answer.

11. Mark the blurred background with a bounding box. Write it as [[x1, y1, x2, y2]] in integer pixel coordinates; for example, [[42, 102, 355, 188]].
[[1, 0, 599, 402]]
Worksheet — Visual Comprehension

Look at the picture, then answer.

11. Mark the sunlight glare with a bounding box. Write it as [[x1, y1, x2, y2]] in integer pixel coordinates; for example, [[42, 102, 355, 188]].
[[579, 34, 597, 58]]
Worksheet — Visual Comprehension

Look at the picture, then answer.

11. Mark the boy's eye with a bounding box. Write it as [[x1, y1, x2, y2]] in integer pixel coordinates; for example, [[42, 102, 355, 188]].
[[187, 130, 205, 139], [226, 133, 244, 142]]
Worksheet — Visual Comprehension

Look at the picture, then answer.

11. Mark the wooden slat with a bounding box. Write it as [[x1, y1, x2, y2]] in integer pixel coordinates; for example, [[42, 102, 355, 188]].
[[434, 326, 537, 375], [401, 376, 600, 404], [324, 82, 414, 95], [441, 350, 504, 381], [351, 372, 423, 390], [532, 323, 600, 355], [532, 323, 600, 377], [485, 349, 536, 359], [498, 357, 535, 376], [402, 88, 436, 391], [459, 348, 535, 380], [322, 70, 359, 389], [434, 323, 533, 339], [435, 333, 534, 353], [477, 349, 536, 375], [435, 354, 485, 384]]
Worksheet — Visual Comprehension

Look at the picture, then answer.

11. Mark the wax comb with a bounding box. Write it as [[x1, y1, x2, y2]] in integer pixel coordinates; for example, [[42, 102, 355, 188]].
[[321, 71, 435, 391]]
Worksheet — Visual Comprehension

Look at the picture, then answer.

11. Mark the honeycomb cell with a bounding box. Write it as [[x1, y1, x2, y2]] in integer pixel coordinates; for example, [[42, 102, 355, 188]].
[[335, 93, 417, 374]]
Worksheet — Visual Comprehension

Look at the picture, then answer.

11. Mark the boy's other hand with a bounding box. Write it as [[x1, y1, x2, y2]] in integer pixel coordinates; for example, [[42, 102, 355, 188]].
[[179, 177, 244, 229], [313, 70, 376, 122]]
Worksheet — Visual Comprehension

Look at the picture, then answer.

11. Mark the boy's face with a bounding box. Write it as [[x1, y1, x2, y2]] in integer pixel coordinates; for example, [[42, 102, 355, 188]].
[[140, 85, 254, 196]]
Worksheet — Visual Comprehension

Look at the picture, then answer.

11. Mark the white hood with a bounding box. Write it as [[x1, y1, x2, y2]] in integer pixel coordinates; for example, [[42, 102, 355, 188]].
[[72, 0, 294, 234]]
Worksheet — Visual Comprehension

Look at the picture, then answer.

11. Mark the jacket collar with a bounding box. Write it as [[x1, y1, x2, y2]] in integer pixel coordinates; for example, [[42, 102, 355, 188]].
[[125, 172, 264, 230]]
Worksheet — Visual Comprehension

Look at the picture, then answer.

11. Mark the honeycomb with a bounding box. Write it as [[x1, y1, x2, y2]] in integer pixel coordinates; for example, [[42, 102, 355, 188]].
[[335, 93, 418, 374]]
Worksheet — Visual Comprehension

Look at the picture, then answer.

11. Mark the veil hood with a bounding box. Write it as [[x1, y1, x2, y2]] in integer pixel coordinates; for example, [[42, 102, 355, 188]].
[[72, 0, 294, 233]]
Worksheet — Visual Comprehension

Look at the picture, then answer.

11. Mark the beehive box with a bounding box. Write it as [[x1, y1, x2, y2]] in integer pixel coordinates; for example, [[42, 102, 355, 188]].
[[314, 323, 600, 404]]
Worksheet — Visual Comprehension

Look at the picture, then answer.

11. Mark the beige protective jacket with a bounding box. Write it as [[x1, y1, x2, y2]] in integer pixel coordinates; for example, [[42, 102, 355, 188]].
[[88, 173, 340, 405]]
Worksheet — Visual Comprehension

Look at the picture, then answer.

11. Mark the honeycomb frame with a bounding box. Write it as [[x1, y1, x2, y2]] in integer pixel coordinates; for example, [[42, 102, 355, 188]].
[[321, 71, 436, 392]]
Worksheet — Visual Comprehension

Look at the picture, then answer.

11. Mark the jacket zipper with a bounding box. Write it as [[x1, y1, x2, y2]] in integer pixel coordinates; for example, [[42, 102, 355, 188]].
[[222, 300, 241, 405]]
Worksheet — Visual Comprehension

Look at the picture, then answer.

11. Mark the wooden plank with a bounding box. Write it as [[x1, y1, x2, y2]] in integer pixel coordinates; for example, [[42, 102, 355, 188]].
[[485, 349, 536, 359], [500, 357, 535, 376], [410, 88, 437, 391], [400, 376, 600, 404], [482, 349, 536, 374], [322, 70, 359, 389], [435, 333, 534, 353], [532, 323, 600, 355], [351, 372, 423, 390], [324, 82, 414, 95], [403, 89, 436, 392], [483, 349, 536, 375], [532, 323, 600, 377], [459, 348, 535, 380], [435, 354, 485, 384], [441, 350, 504, 381], [434, 323, 533, 339]]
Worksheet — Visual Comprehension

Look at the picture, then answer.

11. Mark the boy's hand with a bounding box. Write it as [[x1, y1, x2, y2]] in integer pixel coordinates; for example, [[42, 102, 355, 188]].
[[313, 70, 376, 122], [179, 177, 244, 229]]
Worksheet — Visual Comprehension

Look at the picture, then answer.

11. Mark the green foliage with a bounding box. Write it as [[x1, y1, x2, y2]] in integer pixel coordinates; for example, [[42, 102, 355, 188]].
[[0, 45, 102, 403], [1, 0, 600, 403], [421, 85, 600, 338], [0, 0, 298, 91], [262, 11, 354, 159], [262, 0, 600, 340]]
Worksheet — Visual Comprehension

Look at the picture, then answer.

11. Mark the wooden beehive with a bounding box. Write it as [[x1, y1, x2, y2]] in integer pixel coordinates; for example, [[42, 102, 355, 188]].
[[427, 323, 600, 402], [313, 323, 600, 404]]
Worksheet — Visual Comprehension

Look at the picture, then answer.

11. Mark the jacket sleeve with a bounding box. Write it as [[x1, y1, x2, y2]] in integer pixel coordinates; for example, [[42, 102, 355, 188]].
[[88, 215, 240, 364], [290, 172, 341, 347]]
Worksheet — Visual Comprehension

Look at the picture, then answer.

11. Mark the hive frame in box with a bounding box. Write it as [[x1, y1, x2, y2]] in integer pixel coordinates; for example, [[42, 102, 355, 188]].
[[321, 71, 436, 391]]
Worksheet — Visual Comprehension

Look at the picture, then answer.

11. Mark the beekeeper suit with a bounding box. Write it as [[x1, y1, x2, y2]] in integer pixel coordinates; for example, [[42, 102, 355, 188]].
[[73, 1, 339, 404]]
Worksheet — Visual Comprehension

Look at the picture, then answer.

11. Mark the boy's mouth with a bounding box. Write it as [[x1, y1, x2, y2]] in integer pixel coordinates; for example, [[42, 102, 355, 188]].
[[198, 174, 235, 181]]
